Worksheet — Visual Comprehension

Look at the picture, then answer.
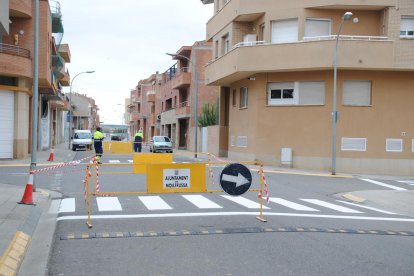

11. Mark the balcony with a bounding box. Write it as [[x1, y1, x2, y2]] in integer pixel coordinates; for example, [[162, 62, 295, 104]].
[[10, 0, 32, 18], [171, 68, 191, 89], [206, 0, 394, 40], [59, 44, 71, 63], [131, 111, 141, 121], [175, 101, 191, 118], [205, 37, 394, 86], [147, 91, 156, 102], [60, 69, 70, 86], [50, 1, 64, 34], [0, 44, 32, 78]]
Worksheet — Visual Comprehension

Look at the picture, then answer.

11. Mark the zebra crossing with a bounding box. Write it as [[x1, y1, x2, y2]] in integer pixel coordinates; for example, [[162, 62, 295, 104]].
[[57, 194, 399, 216]]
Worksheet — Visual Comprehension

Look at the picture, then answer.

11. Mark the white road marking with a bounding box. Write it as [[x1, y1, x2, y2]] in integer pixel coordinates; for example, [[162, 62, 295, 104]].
[[300, 199, 362, 213], [269, 198, 318, 211], [58, 198, 76, 213], [139, 196, 172, 210], [57, 212, 414, 222], [182, 195, 222, 209], [336, 200, 397, 215], [221, 195, 270, 209], [397, 180, 414, 185], [49, 199, 61, 214], [96, 197, 122, 211], [360, 178, 407, 191], [128, 160, 133, 163], [109, 160, 120, 163]]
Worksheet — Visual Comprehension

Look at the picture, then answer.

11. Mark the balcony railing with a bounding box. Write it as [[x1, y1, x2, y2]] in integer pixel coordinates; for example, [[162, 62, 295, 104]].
[[0, 43, 30, 58], [303, 35, 389, 42]]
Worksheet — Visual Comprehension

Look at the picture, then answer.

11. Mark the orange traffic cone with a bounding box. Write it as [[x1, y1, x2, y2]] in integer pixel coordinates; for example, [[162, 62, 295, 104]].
[[18, 172, 35, 205], [47, 146, 55, 161]]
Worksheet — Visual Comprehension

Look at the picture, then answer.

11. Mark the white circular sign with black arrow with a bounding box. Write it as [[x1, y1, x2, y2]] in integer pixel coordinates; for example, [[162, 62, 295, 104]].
[[220, 163, 252, 196]]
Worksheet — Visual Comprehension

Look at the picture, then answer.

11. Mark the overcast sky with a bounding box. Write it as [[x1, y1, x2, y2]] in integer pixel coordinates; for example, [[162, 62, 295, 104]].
[[60, 0, 213, 124]]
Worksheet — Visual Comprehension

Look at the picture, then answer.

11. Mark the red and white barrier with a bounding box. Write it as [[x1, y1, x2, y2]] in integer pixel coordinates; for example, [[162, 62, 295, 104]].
[[18, 172, 35, 205]]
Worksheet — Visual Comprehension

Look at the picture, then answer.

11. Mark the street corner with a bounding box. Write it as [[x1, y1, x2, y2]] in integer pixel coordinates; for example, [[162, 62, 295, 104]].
[[341, 193, 366, 203], [0, 231, 31, 276]]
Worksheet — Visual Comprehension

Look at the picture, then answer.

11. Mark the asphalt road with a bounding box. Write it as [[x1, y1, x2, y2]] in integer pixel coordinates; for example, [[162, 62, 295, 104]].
[[1, 151, 413, 275]]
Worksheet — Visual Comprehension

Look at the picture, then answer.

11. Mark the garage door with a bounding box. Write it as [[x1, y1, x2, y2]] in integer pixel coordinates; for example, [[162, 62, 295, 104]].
[[0, 91, 14, 158]]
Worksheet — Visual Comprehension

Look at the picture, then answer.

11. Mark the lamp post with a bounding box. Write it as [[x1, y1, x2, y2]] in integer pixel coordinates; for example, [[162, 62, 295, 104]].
[[166, 52, 199, 158], [68, 70, 95, 149], [331, 12, 354, 175]]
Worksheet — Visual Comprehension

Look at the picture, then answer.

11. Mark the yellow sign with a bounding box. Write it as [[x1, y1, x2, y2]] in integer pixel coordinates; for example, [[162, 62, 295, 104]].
[[147, 163, 206, 193], [133, 153, 173, 174]]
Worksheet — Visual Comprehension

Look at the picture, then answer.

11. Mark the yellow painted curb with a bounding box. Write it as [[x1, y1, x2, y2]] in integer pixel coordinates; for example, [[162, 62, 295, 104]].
[[0, 231, 31, 276], [343, 193, 366, 203]]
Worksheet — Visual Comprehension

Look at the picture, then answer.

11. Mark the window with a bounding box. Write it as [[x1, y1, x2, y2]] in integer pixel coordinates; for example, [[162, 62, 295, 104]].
[[400, 17, 414, 38], [412, 139, 414, 152], [341, 138, 367, 151], [343, 81, 371, 106], [305, 18, 331, 38], [267, 81, 325, 105], [386, 139, 403, 152], [222, 33, 230, 55], [232, 89, 236, 107], [239, 87, 248, 108], [214, 40, 219, 59], [271, 19, 298, 43]]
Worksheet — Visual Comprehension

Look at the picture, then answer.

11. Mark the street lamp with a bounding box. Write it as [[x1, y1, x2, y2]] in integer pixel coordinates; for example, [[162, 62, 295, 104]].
[[68, 70, 95, 149], [166, 52, 199, 158], [331, 12, 354, 175]]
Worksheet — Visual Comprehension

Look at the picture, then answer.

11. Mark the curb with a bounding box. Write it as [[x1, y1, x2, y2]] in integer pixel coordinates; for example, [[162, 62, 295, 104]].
[[342, 193, 366, 203], [0, 232, 30, 276]]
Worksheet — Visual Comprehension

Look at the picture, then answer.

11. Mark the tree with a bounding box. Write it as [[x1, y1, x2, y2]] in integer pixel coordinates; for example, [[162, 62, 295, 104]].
[[198, 103, 218, 127]]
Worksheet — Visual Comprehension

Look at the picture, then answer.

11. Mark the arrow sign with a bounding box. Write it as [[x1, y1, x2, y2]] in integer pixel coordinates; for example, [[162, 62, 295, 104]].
[[220, 163, 252, 196], [222, 173, 249, 187]]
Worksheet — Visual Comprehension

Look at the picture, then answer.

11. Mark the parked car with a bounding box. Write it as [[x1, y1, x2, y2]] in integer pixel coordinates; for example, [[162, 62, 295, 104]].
[[150, 136, 173, 153], [110, 134, 121, 141], [72, 130, 93, 151]]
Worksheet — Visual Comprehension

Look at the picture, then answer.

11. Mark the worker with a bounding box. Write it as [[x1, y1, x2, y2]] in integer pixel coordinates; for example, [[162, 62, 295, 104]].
[[134, 129, 144, 152], [93, 127, 104, 164]]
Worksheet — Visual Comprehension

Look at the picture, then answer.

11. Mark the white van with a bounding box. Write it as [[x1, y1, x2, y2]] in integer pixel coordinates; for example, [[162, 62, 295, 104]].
[[72, 130, 93, 151]]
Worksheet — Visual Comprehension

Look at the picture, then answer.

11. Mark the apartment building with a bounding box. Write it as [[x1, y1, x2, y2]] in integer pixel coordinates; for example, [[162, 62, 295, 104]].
[[70, 93, 99, 131], [202, 0, 414, 175], [0, 0, 71, 158], [127, 41, 219, 151]]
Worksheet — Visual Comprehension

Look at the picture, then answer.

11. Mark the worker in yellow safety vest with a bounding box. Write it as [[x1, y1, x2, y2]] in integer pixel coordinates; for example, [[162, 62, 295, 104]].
[[134, 129, 144, 152], [93, 127, 104, 164]]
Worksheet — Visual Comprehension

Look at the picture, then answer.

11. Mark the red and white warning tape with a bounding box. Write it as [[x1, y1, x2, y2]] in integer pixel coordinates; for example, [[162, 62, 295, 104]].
[[92, 157, 100, 192], [30, 155, 94, 175], [258, 165, 270, 202]]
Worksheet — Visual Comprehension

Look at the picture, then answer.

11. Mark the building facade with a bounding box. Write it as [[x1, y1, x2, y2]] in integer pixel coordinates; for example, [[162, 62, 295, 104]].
[[127, 41, 219, 151], [203, 0, 414, 175], [0, 0, 72, 158]]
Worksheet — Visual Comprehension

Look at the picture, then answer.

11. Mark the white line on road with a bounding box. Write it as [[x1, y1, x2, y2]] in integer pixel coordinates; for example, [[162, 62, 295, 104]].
[[221, 195, 270, 209], [139, 196, 172, 210], [300, 199, 362, 213], [336, 200, 397, 215], [182, 195, 222, 209], [58, 198, 76, 213], [109, 160, 120, 163], [96, 197, 122, 211], [397, 180, 414, 185], [269, 198, 318, 211], [56, 212, 414, 222], [360, 178, 407, 191]]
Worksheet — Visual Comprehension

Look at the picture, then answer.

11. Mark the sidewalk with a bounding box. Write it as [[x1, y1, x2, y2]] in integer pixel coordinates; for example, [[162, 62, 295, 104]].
[[0, 143, 413, 275], [0, 143, 73, 276]]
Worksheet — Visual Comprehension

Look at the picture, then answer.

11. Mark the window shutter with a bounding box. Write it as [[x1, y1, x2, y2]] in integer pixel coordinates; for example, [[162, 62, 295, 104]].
[[271, 19, 298, 43], [305, 19, 331, 37], [298, 81, 325, 105], [401, 18, 414, 31], [343, 81, 371, 106]]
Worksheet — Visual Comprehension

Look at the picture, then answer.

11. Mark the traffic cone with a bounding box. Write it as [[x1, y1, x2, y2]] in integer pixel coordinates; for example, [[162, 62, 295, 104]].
[[18, 172, 35, 205], [47, 146, 55, 161]]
